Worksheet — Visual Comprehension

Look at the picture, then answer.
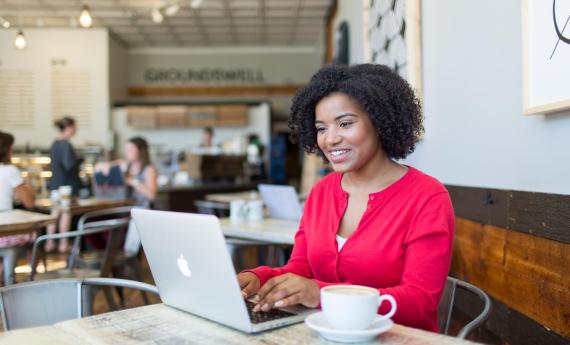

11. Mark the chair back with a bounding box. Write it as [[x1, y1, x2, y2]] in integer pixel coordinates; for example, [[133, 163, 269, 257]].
[[0, 278, 158, 331], [31, 219, 130, 280], [437, 276, 492, 339], [69, 206, 134, 266]]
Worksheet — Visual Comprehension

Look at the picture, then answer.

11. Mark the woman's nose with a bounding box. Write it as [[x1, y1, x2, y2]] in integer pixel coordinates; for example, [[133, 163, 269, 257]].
[[324, 129, 342, 146]]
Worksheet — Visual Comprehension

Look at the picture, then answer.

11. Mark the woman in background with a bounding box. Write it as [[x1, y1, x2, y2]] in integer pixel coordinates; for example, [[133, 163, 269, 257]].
[[123, 137, 158, 208], [0, 131, 36, 284], [46, 116, 82, 253], [95, 137, 158, 208]]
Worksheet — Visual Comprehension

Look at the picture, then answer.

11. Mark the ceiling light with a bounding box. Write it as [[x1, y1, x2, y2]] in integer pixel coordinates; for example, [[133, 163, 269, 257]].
[[190, 0, 203, 9], [0, 17, 10, 28], [14, 29, 26, 49], [164, 3, 180, 16], [152, 8, 164, 23], [79, 5, 93, 28]]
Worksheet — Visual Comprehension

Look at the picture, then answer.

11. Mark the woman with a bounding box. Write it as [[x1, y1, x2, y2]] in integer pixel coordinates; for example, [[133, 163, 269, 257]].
[[122, 137, 158, 207], [46, 116, 83, 253], [0, 131, 36, 284], [96, 137, 158, 207], [238, 64, 454, 332]]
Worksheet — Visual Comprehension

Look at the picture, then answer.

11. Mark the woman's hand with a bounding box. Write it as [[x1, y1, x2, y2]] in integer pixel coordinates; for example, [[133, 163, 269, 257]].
[[237, 272, 260, 299], [251, 273, 320, 312]]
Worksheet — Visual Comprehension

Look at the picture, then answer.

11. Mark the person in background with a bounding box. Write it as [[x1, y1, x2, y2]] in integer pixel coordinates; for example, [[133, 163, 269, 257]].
[[95, 137, 158, 208], [0, 131, 36, 284], [237, 64, 454, 332], [45, 116, 83, 253], [123, 137, 158, 208], [200, 126, 214, 148]]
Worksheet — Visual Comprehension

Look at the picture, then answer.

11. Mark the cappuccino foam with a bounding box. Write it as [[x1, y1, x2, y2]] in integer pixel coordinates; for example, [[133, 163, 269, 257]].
[[327, 287, 376, 296]]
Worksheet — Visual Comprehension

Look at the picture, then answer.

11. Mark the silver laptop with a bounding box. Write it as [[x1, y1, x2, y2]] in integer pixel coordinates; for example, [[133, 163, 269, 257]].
[[131, 208, 314, 333], [258, 184, 303, 221]]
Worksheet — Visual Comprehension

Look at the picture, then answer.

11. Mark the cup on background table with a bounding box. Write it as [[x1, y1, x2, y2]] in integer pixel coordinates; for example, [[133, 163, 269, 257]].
[[246, 200, 263, 221], [230, 199, 248, 223], [320, 285, 397, 330]]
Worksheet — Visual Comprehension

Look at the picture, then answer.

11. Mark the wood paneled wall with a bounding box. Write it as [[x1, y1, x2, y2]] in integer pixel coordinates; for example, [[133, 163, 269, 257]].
[[452, 217, 570, 338]]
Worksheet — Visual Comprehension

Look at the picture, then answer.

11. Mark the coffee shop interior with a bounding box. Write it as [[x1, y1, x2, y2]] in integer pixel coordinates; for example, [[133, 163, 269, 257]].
[[0, 0, 569, 344]]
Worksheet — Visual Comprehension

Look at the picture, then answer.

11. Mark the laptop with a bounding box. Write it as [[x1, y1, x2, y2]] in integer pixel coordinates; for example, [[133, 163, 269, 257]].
[[131, 209, 314, 333], [258, 184, 303, 221]]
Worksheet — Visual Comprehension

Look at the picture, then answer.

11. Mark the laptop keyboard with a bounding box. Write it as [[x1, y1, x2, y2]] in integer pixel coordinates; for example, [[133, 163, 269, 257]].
[[245, 300, 296, 324]]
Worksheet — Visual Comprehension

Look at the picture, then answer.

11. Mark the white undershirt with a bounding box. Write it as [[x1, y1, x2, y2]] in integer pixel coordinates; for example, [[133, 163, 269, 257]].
[[336, 235, 348, 252]]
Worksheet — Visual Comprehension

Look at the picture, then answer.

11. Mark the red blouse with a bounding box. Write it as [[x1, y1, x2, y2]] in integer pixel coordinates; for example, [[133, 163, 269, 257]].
[[247, 166, 455, 332]]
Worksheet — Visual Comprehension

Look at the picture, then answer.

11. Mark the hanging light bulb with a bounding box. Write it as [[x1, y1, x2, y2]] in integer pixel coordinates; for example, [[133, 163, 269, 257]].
[[164, 3, 180, 16], [79, 5, 93, 28], [14, 29, 26, 49], [190, 0, 203, 9], [151, 8, 164, 23], [0, 17, 10, 28]]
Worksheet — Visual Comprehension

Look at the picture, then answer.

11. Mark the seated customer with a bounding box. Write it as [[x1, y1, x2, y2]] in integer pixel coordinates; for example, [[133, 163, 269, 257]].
[[96, 137, 157, 208], [237, 64, 454, 332], [0, 131, 36, 284]]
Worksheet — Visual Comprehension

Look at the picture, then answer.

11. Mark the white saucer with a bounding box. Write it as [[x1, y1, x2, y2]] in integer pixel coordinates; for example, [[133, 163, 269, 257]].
[[304, 312, 394, 343]]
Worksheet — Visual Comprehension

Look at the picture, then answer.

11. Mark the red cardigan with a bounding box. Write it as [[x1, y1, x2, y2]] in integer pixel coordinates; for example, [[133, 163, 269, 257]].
[[247, 166, 455, 332]]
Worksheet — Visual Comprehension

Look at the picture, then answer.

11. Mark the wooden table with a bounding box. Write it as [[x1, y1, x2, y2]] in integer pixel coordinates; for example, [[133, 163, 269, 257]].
[[205, 190, 260, 203], [219, 217, 299, 245], [35, 198, 132, 216], [0, 210, 56, 237], [0, 304, 477, 345]]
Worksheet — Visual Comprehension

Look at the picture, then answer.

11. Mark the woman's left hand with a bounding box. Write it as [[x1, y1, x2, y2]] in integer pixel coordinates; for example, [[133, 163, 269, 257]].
[[251, 273, 320, 312]]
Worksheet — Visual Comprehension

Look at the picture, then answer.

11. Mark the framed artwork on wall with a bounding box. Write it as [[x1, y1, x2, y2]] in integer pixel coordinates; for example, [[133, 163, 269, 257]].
[[364, 0, 422, 100], [523, 0, 570, 115]]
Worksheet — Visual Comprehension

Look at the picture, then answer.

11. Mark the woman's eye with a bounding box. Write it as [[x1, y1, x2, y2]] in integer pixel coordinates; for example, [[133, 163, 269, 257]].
[[316, 127, 326, 132], [340, 121, 353, 128]]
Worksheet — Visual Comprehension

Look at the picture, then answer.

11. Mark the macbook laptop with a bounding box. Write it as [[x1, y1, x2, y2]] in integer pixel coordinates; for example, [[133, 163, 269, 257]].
[[258, 184, 303, 221], [131, 209, 314, 333]]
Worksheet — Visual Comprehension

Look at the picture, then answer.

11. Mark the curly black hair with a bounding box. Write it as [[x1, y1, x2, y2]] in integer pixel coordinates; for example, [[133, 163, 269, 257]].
[[289, 64, 423, 160]]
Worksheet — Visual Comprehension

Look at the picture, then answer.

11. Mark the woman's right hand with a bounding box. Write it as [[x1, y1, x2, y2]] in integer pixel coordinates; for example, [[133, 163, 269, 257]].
[[237, 272, 260, 299]]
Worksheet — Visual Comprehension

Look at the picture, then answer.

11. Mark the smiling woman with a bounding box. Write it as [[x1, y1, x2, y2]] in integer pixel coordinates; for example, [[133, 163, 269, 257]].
[[237, 63, 454, 333]]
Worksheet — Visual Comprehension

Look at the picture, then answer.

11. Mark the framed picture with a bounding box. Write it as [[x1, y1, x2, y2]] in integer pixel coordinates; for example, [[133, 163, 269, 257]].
[[364, 0, 422, 100], [523, 0, 570, 115]]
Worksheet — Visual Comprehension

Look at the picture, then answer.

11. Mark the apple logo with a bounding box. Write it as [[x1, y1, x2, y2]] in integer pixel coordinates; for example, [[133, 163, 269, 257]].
[[177, 254, 192, 278]]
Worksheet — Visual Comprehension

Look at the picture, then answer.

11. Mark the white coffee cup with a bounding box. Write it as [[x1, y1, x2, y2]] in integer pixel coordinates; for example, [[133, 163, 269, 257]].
[[246, 200, 263, 221], [320, 285, 397, 330], [230, 200, 248, 222]]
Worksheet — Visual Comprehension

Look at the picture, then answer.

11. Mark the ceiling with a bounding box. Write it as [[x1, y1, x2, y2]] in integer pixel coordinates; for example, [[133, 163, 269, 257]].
[[0, 0, 334, 47]]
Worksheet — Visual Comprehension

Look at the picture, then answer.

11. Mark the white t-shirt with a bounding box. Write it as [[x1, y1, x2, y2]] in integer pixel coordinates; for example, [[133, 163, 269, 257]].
[[0, 164, 24, 211], [336, 235, 348, 252]]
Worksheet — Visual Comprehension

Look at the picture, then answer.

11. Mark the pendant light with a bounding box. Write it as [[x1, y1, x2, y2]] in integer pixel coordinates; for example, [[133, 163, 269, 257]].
[[79, 5, 93, 28], [14, 29, 26, 49], [14, 0, 25, 50]]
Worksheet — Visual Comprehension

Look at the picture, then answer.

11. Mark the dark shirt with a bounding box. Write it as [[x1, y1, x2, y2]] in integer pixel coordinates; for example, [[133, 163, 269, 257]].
[[49, 139, 82, 195]]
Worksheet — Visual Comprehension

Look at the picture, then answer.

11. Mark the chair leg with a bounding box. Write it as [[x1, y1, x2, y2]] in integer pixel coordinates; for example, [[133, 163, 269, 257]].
[[129, 257, 150, 305], [102, 285, 119, 311], [0, 248, 18, 285], [111, 267, 125, 307]]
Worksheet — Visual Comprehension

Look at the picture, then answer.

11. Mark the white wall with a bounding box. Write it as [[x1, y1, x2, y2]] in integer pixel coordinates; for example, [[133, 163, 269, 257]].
[[404, 0, 570, 195], [0, 28, 110, 148], [332, 0, 365, 64]]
